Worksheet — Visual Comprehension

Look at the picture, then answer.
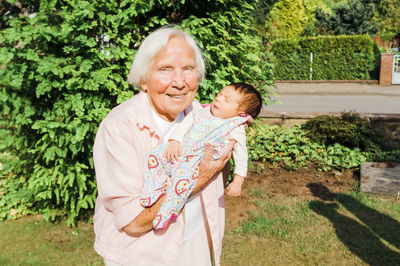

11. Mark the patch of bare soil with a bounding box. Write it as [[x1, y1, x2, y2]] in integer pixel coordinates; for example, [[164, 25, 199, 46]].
[[225, 163, 356, 230]]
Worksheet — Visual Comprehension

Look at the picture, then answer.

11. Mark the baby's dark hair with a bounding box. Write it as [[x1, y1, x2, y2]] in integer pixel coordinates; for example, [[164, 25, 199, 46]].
[[229, 82, 262, 119]]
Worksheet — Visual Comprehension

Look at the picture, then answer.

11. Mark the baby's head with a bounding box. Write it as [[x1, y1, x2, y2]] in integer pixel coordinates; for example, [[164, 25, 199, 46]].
[[211, 83, 262, 119]]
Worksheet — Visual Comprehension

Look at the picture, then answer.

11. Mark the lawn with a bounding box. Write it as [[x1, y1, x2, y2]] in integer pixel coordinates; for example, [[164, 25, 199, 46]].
[[221, 192, 400, 265], [0, 216, 102, 265], [1, 190, 399, 265]]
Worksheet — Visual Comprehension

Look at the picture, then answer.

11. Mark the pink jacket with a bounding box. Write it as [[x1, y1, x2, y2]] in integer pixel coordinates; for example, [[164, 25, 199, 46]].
[[93, 92, 225, 266]]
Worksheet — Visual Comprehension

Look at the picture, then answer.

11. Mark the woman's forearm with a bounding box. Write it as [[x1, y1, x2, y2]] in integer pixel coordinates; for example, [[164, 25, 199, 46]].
[[122, 195, 165, 237], [191, 171, 210, 195]]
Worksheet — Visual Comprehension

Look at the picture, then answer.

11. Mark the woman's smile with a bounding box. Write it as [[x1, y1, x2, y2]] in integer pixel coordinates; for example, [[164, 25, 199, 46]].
[[168, 94, 186, 99]]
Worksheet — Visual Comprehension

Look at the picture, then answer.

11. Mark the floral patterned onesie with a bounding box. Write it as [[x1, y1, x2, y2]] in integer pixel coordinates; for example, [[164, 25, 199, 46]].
[[140, 105, 249, 230]]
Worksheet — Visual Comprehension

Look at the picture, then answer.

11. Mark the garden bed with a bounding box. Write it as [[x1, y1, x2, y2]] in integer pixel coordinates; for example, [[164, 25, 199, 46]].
[[225, 163, 355, 230]]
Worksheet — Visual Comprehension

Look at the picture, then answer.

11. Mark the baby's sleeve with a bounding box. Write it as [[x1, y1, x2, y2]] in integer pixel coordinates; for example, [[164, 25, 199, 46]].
[[229, 125, 248, 177]]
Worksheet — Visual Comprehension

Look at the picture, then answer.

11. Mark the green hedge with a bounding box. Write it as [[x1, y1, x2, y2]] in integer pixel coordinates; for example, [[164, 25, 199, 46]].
[[269, 35, 380, 80]]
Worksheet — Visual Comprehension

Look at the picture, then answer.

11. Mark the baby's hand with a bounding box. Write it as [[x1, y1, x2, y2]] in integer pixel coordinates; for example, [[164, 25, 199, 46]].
[[164, 140, 182, 163], [226, 175, 245, 197], [246, 115, 254, 126]]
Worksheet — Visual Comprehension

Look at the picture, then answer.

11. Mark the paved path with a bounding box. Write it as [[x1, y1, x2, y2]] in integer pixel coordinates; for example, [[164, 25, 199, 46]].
[[267, 82, 400, 114], [268, 95, 400, 114]]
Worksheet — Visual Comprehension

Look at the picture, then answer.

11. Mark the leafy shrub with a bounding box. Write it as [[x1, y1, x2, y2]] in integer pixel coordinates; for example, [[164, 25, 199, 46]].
[[247, 123, 366, 171], [0, 0, 272, 224], [269, 35, 380, 80], [301, 112, 385, 152], [364, 147, 400, 163]]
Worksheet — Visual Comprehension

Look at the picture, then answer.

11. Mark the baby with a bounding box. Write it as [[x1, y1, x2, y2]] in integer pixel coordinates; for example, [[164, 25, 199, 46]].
[[140, 82, 263, 230]]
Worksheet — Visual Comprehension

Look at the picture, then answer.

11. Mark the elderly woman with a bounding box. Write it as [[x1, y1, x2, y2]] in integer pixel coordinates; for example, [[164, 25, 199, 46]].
[[93, 27, 233, 266]]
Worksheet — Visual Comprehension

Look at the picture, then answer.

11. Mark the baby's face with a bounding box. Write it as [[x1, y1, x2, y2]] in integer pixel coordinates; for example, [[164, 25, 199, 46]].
[[211, 86, 242, 119]]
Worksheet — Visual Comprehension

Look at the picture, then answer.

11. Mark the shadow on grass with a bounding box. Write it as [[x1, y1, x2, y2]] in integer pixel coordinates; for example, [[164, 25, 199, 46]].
[[307, 183, 400, 266]]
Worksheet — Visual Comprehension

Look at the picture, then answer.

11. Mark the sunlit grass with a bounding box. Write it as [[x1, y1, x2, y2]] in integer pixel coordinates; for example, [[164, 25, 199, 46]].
[[221, 193, 400, 266], [0, 216, 102, 265], [1, 192, 399, 265]]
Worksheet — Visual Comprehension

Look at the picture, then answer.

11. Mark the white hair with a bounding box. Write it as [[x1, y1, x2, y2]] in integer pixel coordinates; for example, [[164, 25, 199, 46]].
[[127, 26, 206, 88]]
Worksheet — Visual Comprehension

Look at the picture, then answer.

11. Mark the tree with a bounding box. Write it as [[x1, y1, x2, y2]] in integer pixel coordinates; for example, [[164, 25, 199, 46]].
[[252, 0, 279, 26], [315, 0, 379, 35], [0, 0, 273, 224], [264, 0, 309, 40], [301, 0, 345, 36], [372, 0, 400, 36]]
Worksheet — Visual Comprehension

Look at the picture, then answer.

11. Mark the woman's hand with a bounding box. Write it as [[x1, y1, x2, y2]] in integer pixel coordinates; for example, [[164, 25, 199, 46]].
[[122, 195, 165, 237], [192, 140, 235, 194]]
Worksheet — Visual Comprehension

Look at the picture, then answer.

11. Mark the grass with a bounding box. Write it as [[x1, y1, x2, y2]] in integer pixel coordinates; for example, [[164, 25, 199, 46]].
[[221, 191, 400, 266], [0, 215, 102, 265], [0, 192, 399, 265]]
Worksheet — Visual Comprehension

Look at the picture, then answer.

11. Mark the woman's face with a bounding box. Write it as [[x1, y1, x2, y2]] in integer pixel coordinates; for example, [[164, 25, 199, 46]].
[[141, 37, 198, 122]]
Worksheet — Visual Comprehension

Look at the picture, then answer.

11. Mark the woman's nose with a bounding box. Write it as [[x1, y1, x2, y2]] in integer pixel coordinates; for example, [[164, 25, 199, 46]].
[[172, 70, 185, 89]]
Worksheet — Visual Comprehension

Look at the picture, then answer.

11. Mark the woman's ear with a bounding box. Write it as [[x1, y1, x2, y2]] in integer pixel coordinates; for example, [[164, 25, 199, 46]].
[[140, 82, 147, 92]]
